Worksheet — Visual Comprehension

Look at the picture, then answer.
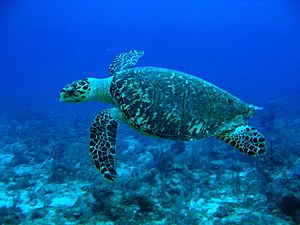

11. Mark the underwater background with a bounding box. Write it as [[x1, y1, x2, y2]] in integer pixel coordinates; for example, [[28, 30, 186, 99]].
[[0, 0, 300, 224]]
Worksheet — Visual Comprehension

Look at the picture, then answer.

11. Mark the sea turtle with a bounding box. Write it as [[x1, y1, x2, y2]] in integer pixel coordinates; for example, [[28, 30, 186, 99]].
[[60, 50, 266, 181]]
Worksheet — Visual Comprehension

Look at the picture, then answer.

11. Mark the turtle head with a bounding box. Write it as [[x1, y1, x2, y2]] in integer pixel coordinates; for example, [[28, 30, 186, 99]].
[[60, 77, 113, 104], [59, 78, 94, 103]]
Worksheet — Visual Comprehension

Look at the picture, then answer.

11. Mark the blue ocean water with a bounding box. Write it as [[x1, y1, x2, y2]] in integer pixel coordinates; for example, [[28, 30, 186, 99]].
[[0, 1, 300, 224]]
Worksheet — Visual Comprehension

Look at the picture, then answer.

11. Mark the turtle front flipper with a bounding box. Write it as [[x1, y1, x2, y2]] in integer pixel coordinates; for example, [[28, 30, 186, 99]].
[[89, 108, 122, 181], [108, 50, 144, 76], [216, 125, 266, 156]]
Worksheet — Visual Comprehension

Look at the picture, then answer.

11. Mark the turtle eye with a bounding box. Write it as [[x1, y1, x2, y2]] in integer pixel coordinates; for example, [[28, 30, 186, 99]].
[[67, 88, 76, 96]]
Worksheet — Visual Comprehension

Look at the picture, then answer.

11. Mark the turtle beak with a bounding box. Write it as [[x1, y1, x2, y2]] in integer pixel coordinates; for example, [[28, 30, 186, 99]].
[[59, 88, 76, 102], [59, 89, 67, 102]]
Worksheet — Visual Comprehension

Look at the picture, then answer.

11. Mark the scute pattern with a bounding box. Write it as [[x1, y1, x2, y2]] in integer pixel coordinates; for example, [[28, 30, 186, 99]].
[[89, 109, 118, 181], [216, 125, 266, 155], [111, 67, 254, 141], [110, 71, 159, 133]]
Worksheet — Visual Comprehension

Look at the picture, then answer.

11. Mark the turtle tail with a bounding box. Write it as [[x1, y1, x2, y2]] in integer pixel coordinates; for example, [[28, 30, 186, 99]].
[[216, 125, 266, 156]]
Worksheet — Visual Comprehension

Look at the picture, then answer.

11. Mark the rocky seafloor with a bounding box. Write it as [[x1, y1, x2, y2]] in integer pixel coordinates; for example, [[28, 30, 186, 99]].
[[0, 102, 300, 225]]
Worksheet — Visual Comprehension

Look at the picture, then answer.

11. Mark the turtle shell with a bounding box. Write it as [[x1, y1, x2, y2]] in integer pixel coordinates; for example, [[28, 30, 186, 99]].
[[110, 67, 255, 141]]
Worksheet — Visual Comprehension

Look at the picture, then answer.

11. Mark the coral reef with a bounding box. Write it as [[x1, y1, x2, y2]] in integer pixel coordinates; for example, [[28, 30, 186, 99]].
[[0, 105, 299, 224]]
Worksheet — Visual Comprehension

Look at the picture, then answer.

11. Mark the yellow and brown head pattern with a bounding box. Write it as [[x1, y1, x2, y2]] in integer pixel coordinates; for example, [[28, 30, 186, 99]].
[[60, 78, 91, 103]]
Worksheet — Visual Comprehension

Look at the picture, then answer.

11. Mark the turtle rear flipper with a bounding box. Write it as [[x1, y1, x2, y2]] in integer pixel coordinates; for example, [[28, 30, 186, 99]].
[[216, 125, 266, 156], [89, 108, 121, 181]]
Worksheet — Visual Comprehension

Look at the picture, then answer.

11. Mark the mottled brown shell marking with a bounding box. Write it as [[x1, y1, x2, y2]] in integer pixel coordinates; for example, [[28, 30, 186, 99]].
[[110, 67, 254, 141]]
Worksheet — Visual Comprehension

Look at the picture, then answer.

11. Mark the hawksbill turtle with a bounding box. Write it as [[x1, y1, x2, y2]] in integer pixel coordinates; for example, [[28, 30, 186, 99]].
[[60, 50, 266, 181]]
